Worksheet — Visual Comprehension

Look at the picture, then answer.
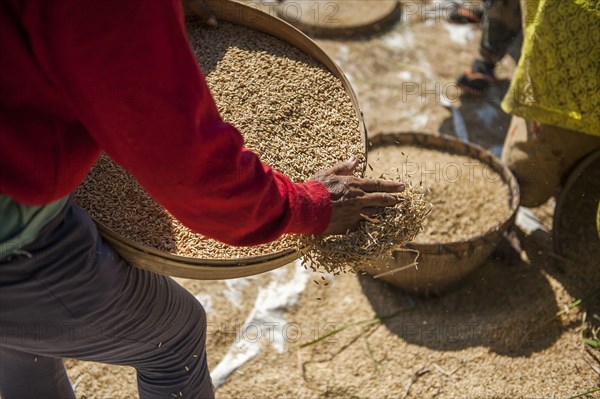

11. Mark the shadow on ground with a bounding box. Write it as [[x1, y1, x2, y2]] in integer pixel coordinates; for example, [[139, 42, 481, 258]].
[[520, 218, 600, 330], [358, 249, 566, 357], [438, 79, 513, 152]]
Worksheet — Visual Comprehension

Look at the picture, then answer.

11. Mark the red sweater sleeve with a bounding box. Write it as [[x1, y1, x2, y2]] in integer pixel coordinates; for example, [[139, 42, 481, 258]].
[[21, 0, 331, 246]]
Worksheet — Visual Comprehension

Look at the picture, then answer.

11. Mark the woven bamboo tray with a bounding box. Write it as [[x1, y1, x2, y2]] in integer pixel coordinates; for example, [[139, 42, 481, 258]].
[[363, 132, 520, 296], [93, 0, 367, 280], [277, 0, 401, 38]]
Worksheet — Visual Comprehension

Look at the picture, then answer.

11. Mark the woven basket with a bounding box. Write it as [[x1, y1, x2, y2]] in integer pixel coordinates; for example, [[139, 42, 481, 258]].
[[553, 149, 600, 265], [92, 0, 367, 280], [363, 132, 520, 296], [277, 0, 401, 38]]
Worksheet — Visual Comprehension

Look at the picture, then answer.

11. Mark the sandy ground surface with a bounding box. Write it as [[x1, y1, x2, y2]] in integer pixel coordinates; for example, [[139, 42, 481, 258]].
[[62, 1, 599, 398]]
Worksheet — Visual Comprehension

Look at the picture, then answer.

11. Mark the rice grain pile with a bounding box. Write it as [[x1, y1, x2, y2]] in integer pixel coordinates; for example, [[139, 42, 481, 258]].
[[186, 20, 363, 183], [367, 145, 511, 244]]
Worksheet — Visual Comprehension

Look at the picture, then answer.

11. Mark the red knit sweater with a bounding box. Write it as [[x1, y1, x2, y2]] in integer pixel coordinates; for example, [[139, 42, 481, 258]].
[[0, 0, 332, 246]]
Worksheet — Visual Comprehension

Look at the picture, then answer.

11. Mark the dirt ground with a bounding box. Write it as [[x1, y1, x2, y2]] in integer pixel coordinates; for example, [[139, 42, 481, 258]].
[[64, 1, 599, 398]]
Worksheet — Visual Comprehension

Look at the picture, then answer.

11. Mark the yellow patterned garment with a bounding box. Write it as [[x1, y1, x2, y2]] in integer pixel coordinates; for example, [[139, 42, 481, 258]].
[[501, 0, 600, 136]]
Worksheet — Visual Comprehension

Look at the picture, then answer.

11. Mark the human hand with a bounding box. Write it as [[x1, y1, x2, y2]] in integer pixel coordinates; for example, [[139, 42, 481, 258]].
[[311, 156, 405, 235], [182, 0, 218, 26]]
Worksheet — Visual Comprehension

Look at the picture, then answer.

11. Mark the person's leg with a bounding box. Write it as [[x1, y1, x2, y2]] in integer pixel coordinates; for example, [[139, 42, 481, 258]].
[[502, 116, 600, 207], [0, 202, 214, 398], [458, 0, 523, 95], [479, 0, 522, 65], [0, 347, 75, 399]]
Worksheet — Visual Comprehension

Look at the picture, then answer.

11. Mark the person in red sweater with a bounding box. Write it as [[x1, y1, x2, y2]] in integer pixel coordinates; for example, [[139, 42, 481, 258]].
[[0, 1, 403, 398]]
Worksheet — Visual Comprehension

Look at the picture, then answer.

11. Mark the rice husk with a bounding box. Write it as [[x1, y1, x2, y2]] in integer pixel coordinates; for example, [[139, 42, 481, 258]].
[[299, 182, 431, 275]]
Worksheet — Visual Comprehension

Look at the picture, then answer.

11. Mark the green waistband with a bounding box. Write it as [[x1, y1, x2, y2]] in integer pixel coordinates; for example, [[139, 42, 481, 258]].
[[0, 195, 69, 259]]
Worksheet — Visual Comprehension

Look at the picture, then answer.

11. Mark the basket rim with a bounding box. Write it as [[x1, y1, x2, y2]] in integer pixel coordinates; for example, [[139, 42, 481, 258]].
[[95, 222, 300, 267], [368, 131, 521, 253], [89, 0, 368, 268], [552, 148, 600, 257], [276, 0, 401, 38]]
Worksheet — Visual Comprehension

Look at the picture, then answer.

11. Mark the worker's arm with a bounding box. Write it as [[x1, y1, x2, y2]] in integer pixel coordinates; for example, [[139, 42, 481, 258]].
[[21, 0, 401, 245]]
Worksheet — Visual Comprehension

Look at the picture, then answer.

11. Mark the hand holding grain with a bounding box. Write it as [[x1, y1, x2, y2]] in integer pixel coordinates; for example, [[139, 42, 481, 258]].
[[312, 156, 405, 235]]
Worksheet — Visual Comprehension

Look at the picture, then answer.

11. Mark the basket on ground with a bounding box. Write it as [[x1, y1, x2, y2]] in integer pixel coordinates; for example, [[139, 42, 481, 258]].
[[363, 132, 520, 296], [553, 149, 600, 270]]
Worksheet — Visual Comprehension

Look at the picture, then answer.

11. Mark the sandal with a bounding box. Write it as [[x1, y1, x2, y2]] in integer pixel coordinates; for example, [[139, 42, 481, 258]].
[[457, 60, 496, 96], [448, 2, 483, 24]]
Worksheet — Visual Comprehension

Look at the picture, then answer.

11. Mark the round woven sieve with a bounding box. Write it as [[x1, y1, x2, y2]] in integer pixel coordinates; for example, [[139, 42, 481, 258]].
[[90, 0, 368, 280]]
